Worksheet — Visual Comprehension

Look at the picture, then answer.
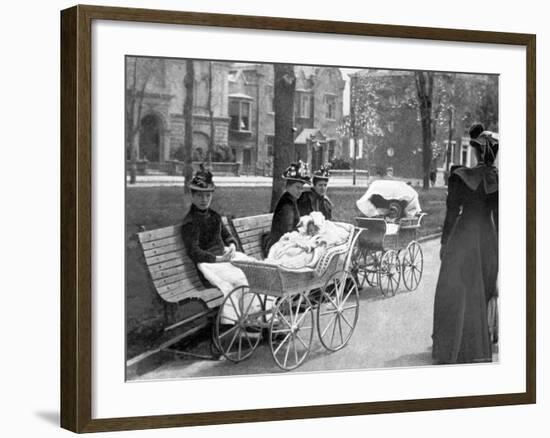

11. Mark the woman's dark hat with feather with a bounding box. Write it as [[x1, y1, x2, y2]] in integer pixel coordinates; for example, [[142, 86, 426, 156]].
[[189, 163, 215, 192], [468, 123, 499, 166], [282, 160, 311, 184], [312, 163, 331, 183]]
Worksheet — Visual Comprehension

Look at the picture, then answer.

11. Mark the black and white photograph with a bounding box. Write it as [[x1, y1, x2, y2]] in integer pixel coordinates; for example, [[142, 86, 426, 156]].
[[125, 56, 500, 380]]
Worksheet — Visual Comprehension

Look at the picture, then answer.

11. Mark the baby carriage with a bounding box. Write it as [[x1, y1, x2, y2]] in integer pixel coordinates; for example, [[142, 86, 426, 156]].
[[212, 224, 362, 371], [353, 180, 426, 297]]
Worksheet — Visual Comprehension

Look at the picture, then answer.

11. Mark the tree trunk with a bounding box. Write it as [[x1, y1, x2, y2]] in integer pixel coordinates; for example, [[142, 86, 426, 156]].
[[415, 71, 434, 190], [183, 60, 195, 193], [207, 62, 214, 166], [126, 58, 138, 184], [270, 64, 296, 211]]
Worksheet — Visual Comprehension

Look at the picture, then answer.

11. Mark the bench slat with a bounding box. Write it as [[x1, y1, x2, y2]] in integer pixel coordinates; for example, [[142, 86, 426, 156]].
[[154, 271, 199, 289], [157, 277, 201, 296], [145, 250, 187, 266], [147, 257, 186, 274], [239, 233, 267, 246], [141, 235, 181, 251], [161, 287, 224, 305], [243, 241, 263, 252], [138, 224, 182, 243], [236, 225, 271, 239], [232, 214, 273, 230], [143, 242, 185, 258], [233, 221, 271, 232], [150, 263, 198, 281]]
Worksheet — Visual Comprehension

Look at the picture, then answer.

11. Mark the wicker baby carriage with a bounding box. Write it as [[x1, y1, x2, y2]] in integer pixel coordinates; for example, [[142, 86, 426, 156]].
[[212, 224, 362, 371], [352, 214, 426, 297]]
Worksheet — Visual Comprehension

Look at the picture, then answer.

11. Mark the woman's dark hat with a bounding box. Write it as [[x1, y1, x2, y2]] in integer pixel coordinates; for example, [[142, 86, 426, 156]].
[[282, 160, 311, 184], [312, 163, 331, 182], [189, 163, 215, 192]]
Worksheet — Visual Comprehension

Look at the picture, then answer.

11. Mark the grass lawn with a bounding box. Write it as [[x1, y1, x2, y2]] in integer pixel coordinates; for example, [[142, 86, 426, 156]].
[[125, 185, 446, 358]]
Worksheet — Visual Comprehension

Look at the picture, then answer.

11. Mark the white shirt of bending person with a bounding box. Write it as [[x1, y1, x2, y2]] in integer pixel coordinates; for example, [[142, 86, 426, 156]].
[[356, 179, 421, 218]]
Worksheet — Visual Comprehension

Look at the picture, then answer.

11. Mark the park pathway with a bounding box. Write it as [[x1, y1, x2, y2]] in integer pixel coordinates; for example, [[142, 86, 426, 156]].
[[134, 238, 442, 380]]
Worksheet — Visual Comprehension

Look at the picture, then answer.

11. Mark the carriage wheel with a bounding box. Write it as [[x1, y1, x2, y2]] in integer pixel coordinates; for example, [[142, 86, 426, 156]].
[[317, 270, 360, 352], [401, 241, 423, 291], [378, 250, 401, 297], [365, 250, 382, 287], [351, 246, 368, 289], [269, 294, 314, 371], [214, 286, 264, 363]]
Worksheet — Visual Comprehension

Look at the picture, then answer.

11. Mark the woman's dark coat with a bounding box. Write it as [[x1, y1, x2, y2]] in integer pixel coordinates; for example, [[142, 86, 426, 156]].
[[432, 164, 498, 364], [181, 204, 236, 284], [267, 191, 301, 252]]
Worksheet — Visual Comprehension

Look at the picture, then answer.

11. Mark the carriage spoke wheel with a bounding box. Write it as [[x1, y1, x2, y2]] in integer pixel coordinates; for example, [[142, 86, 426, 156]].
[[365, 250, 382, 287], [317, 270, 360, 352], [401, 241, 423, 291], [215, 286, 263, 363], [269, 294, 314, 371], [351, 246, 368, 290], [378, 250, 401, 297]]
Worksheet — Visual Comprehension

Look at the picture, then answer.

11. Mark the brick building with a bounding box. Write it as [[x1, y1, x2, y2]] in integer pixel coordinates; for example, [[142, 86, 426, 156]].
[[125, 57, 232, 164], [228, 63, 346, 174], [126, 58, 347, 174]]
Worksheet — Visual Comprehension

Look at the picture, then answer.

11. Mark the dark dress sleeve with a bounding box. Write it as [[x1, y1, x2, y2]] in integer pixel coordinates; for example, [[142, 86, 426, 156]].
[[441, 174, 465, 246], [181, 221, 217, 264], [325, 201, 333, 221], [278, 203, 298, 235], [220, 220, 237, 247], [297, 192, 312, 217]]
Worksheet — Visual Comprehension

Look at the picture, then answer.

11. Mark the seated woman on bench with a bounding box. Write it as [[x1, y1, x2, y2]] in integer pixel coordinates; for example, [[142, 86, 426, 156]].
[[181, 165, 254, 320]]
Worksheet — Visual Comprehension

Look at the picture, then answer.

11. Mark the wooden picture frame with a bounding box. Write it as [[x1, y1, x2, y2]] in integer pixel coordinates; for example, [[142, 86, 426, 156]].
[[60, 4, 536, 433]]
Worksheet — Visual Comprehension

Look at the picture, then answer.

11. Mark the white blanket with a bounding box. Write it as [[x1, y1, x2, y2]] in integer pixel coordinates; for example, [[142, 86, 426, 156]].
[[198, 250, 260, 324], [266, 213, 351, 270]]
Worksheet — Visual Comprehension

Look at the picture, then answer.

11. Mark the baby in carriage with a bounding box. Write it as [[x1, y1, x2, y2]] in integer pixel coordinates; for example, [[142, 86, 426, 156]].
[[355, 179, 422, 234], [266, 211, 350, 269]]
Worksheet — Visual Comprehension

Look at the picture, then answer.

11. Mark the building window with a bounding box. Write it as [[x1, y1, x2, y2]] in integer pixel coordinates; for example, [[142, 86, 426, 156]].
[[229, 99, 251, 131], [299, 93, 312, 118], [266, 135, 275, 157], [324, 94, 336, 120]]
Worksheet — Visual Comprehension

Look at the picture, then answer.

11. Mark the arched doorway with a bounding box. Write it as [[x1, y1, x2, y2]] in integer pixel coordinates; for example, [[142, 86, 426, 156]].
[[139, 114, 162, 161]]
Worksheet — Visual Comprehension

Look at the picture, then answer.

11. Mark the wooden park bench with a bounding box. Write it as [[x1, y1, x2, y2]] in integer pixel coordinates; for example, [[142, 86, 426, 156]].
[[128, 213, 273, 373], [231, 213, 273, 260]]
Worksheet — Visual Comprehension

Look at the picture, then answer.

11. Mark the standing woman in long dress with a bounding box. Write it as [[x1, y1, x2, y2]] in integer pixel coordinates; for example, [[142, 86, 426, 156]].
[[432, 124, 499, 364]]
